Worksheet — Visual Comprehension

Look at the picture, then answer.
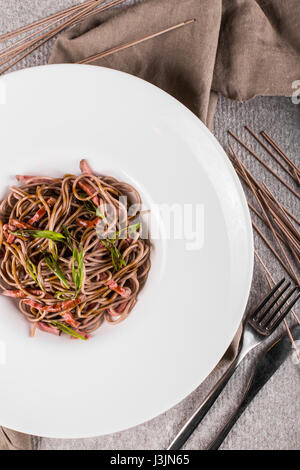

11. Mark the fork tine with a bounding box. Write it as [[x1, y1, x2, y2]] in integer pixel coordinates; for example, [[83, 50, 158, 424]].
[[251, 278, 285, 320], [255, 281, 291, 323], [262, 287, 299, 328], [268, 292, 300, 333]]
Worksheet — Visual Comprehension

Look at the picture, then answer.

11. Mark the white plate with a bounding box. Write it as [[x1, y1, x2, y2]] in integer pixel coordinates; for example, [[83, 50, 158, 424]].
[[0, 65, 253, 438]]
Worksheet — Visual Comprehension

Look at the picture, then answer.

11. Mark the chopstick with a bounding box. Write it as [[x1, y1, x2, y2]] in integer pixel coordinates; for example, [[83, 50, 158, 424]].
[[77, 19, 196, 64]]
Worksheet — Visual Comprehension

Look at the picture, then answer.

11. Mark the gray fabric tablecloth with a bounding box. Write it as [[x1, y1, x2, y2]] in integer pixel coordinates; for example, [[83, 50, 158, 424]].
[[0, 0, 299, 450]]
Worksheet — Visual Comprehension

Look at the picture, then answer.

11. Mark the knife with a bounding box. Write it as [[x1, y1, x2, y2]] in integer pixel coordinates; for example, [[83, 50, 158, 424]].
[[208, 324, 300, 450]]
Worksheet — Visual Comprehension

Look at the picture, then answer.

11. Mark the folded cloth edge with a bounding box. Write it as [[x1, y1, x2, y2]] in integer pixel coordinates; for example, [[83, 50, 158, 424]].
[[0, 427, 32, 450]]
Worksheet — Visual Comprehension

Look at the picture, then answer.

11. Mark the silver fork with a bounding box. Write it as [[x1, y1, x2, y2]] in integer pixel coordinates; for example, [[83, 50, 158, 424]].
[[168, 278, 300, 450]]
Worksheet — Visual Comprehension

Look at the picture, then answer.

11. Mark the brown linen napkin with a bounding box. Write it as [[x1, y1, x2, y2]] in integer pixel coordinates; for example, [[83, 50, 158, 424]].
[[0, 427, 31, 450], [49, 0, 300, 130]]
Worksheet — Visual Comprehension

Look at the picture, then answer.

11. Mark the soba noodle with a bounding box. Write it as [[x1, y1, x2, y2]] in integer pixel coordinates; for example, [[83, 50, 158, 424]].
[[0, 160, 151, 340]]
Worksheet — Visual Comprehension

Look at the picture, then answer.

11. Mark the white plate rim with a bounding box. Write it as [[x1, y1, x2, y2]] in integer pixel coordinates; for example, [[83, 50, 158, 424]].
[[0, 64, 254, 438]]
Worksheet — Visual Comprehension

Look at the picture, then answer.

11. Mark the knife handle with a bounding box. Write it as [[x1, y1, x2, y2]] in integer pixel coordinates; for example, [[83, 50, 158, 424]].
[[207, 328, 300, 450], [167, 361, 237, 450], [207, 354, 269, 450], [207, 396, 248, 450], [167, 329, 258, 450]]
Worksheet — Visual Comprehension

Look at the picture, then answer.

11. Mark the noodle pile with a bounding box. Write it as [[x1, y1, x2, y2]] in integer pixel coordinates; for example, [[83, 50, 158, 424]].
[[0, 160, 151, 340]]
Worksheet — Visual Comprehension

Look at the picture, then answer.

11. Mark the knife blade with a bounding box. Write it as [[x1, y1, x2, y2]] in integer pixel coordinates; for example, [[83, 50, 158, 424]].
[[208, 324, 300, 450]]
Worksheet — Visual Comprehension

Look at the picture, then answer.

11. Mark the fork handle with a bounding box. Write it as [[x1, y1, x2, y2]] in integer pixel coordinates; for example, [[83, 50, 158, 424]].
[[167, 328, 258, 450], [167, 360, 237, 450]]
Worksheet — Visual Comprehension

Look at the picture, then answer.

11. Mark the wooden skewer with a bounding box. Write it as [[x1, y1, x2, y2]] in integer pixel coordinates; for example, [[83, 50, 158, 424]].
[[76, 0, 124, 22], [245, 126, 298, 183], [227, 134, 299, 356], [227, 149, 299, 231], [0, 3, 94, 64], [228, 130, 300, 200], [0, 0, 96, 42], [271, 216, 300, 254], [253, 221, 297, 282], [261, 184, 300, 227], [0, 0, 105, 66], [258, 190, 300, 251], [231, 145, 300, 261], [227, 150, 300, 268], [248, 200, 300, 259], [230, 163, 300, 259], [228, 146, 300, 243], [77, 19, 196, 64], [0, 0, 125, 75], [0, 1, 101, 72], [229, 145, 300, 287], [254, 250, 300, 364], [260, 186, 300, 241], [0, 0, 125, 66], [261, 130, 300, 178]]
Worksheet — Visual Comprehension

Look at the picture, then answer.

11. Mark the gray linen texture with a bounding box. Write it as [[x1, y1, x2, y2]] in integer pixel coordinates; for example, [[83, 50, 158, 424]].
[[0, 0, 299, 450]]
